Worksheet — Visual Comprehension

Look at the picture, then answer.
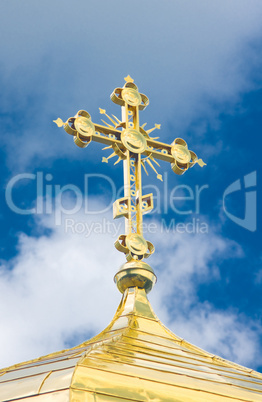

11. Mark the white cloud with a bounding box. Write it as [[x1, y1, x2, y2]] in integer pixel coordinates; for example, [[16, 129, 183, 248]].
[[168, 305, 262, 368], [0, 200, 261, 370], [1, 0, 262, 169]]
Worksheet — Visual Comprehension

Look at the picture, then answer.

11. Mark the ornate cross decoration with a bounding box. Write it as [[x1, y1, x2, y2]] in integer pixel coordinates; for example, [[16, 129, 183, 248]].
[[54, 76, 206, 292]]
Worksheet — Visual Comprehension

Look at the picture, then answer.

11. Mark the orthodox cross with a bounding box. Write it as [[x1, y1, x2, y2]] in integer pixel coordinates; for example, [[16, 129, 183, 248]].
[[54, 76, 205, 271]]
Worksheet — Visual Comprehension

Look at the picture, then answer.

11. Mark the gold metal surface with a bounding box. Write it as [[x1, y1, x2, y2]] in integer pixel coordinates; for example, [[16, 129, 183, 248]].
[[121, 129, 147, 153], [114, 262, 156, 294], [122, 87, 142, 107], [114, 235, 154, 262], [69, 287, 262, 401], [0, 358, 78, 383], [0, 372, 48, 400], [171, 138, 205, 175], [172, 139, 191, 164], [39, 367, 74, 393], [126, 233, 148, 255], [1, 287, 262, 401], [15, 390, 70, 401]]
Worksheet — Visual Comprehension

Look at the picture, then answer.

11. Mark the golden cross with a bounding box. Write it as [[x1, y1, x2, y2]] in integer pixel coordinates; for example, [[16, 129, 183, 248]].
[[54, 76, 206, 266]]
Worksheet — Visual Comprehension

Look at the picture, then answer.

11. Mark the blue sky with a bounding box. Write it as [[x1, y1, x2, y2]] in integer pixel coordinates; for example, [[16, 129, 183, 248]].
[[0, 0, 262, 370]]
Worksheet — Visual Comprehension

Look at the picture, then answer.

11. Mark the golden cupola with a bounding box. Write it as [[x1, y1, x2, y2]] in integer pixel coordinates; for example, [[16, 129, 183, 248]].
[[0, 78, 261, 401], [1, 285, 262, 401]]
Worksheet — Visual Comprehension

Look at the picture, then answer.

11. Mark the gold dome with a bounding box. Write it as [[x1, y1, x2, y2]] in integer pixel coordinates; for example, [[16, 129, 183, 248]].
[[1, 286, 262, 401]]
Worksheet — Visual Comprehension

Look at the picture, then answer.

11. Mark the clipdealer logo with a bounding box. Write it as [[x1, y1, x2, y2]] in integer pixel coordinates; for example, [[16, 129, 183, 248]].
[[5, 171, 257, 232], [223, 171, 257, 232], [4, 172, 209, 232]]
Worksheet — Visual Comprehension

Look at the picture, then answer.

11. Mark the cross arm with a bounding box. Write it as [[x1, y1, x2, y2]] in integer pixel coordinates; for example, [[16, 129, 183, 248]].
[[54, 109, 205, 175], [54, 110, 123, 148]]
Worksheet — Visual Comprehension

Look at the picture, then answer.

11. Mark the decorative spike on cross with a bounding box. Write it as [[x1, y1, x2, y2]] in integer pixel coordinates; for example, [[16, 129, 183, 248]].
[[54, 77, 206, 264]]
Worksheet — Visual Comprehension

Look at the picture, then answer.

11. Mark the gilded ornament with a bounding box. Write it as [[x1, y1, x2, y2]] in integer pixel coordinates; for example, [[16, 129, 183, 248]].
[[122, 87, 142, 107], [121, 129, 147, 153], [126, 233, 148, 256]]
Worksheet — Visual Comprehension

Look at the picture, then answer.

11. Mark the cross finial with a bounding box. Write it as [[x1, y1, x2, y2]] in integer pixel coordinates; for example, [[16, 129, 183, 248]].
[[54, 77, 206, 293]]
